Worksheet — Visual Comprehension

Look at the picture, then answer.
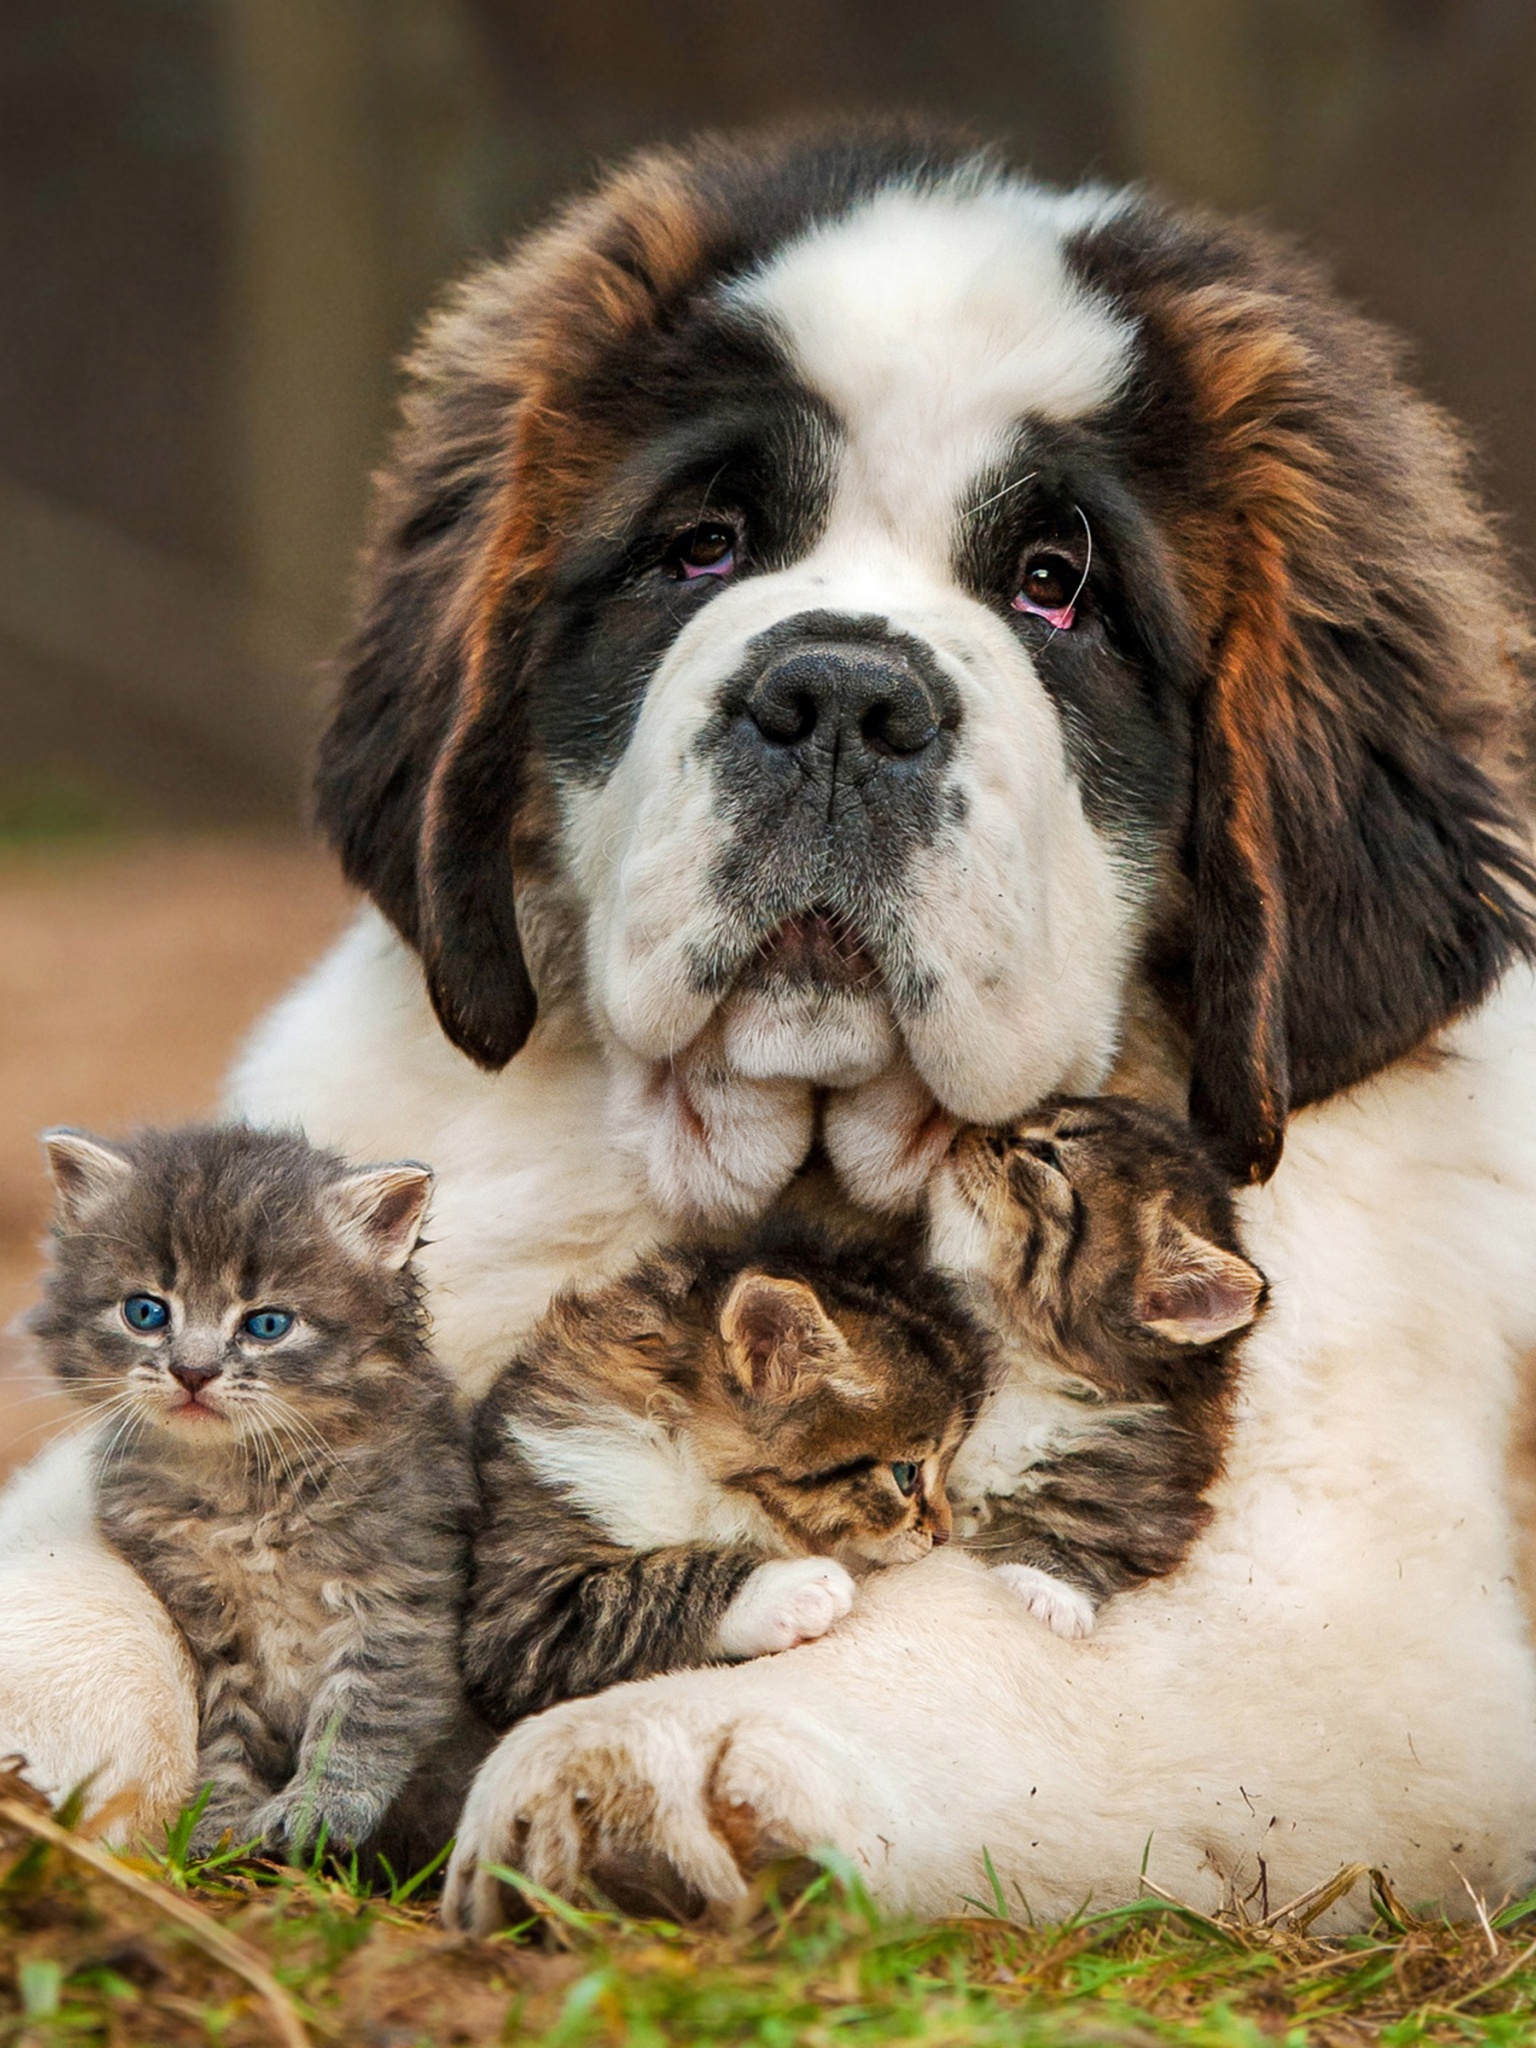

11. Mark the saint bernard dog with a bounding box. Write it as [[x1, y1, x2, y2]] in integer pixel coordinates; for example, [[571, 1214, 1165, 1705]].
[[4, 122, 1536, 1927]]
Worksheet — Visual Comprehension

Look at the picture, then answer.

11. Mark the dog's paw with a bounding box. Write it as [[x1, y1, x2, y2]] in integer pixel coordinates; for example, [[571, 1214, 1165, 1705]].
[[607, 1034, 815, 1224], [442, 1697, 745, 1931], [441, 1687, 848, 1933], [823, 1055, 956, 1215], [991, 1564, 1097, 1639], [715, 1557, 857, 1659]]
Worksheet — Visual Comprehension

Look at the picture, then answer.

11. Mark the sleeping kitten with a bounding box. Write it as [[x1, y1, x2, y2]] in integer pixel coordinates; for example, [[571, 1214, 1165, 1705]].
[[463, 1230, 990, 1726], [928, 1094, 1267, 1638], [29, 1122, 474, 1860]]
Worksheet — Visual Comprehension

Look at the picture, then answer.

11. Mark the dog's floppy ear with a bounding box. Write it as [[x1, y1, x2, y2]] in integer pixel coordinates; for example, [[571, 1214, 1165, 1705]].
[[1161, 258, 1534, 1181], [312, 291, 542, 1068], [313, 152, 708, 1068]]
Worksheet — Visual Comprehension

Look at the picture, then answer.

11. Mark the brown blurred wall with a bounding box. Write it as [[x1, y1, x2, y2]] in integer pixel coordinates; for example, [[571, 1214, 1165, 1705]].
[[1, 0, 1534, 827]]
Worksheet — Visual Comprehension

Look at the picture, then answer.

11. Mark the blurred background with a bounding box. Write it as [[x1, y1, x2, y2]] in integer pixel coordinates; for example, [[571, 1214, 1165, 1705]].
[[3, 0, 1535, 1468]]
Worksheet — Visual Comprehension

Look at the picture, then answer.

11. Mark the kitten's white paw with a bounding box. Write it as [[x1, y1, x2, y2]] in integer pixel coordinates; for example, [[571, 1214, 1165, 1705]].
[[715, 1557, 857, 1659], [992, 1564, 1097, 1639]]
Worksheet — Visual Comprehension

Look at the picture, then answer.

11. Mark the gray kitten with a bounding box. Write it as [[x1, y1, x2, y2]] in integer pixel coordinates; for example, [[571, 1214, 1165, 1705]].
[[28, 1122, 474, 1861]]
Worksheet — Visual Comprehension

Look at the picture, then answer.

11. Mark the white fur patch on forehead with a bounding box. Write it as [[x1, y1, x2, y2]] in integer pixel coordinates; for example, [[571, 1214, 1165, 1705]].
[[729, 175, 1133, 497]]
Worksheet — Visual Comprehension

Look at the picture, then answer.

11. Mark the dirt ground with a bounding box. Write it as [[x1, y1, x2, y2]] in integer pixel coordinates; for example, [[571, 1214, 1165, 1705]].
[[0, 836, 353, 1479]]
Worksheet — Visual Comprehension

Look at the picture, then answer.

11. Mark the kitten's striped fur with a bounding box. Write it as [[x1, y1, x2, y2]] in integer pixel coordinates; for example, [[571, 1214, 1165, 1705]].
[[30, 1123, 478, 1862], [933, 1095, 1268, 1628], [463, 1229, 990, 1726]]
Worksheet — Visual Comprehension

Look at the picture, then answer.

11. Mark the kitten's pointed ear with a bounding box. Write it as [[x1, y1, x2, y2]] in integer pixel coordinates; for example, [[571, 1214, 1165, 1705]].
[[327, 1163, 434, 1271], [719, 1272, 850, 1399], [1136, 1213, 1266, 1346], [40, 1129, 132, 1225]]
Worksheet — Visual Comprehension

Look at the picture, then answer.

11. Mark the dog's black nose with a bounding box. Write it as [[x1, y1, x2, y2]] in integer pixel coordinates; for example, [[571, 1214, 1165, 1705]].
[[745, 640, 942, 767], [170, 1362, 221, 1393]]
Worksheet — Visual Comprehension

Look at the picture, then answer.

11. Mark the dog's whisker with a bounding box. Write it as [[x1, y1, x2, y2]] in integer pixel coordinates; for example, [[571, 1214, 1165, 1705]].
[[962, 471, 1038, 522]]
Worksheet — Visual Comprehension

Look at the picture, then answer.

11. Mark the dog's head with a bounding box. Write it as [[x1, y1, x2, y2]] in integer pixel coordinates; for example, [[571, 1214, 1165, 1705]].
[[317, 123, 1533, 1219]]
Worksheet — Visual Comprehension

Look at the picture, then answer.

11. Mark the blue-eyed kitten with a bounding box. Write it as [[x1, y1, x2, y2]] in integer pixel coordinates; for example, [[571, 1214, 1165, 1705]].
[[28, 1122, 474, 1861]]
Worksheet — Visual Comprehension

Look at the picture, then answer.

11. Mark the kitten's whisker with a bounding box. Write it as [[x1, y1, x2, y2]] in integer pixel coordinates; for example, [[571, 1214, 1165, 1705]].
[[276, 1420, 333, 1486], [257, 1415, 293, 1497], [259, 1420, 285, 1494], [94, 1399, 149, 1478], [261, 1394, 338, 1474], [1, 1388, 109, 1419], [5, 1365, 132, 1397], [266, 1408, 331, 1498], [247, 1397, 325, 1500], [232, 1408, 266, 1493], [255, 1419, 285, 1496], [258, 1387, 334, 1456], [256, 1414, 304, 1495], [239, 1400, 293, 1492], [279, 1419, 327, 1500], [27, 1388, 142, 1451], [78, 1388, 141, 1421], [260, 1395, 332, 1455], [242, 1409, 285, 1495], [958, 1197, 988, 1278]]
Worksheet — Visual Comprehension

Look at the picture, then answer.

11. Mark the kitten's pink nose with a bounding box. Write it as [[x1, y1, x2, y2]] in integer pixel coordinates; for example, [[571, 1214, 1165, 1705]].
[[170, 1363, 221, 1394]]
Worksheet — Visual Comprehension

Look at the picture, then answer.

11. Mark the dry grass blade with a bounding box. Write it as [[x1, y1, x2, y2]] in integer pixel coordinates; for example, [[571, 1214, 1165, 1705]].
[[0, 1793, 310, 2048], [1458, 1866, 1500, 1960], [1135, 1876, 1234, 1939], [1256, 1860, 1371, 1933]]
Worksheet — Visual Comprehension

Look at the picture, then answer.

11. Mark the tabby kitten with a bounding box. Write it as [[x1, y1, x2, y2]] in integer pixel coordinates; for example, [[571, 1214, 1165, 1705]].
[[29, 1122, 474, 1860], [928, 1094, 1267, 1638], [464, 1229, 990, 1727]]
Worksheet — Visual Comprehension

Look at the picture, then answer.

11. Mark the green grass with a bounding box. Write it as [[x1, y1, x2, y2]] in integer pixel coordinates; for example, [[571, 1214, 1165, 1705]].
[[4, 1767, 1536, 2045]]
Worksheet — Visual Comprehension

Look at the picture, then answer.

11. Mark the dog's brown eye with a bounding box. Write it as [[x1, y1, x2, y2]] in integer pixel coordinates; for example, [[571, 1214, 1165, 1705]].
[[1011, 550, 1080, 627], [668, 521, 738, 581]]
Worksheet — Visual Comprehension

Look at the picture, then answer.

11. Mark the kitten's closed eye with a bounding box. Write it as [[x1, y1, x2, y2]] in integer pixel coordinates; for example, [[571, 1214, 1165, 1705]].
[[984, 1130, 1062, 1171]]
